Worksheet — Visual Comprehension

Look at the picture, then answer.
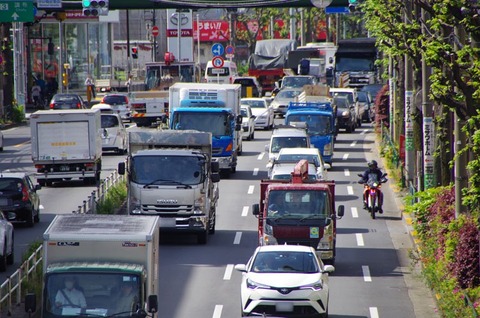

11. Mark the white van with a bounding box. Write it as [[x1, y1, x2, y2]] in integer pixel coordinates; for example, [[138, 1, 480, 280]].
[[204, 60, 238, 84]]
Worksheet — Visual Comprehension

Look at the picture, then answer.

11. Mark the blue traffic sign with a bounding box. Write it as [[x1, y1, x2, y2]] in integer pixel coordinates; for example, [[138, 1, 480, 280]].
[[325, 6, 350, 14], [212, 43, 224, 56]]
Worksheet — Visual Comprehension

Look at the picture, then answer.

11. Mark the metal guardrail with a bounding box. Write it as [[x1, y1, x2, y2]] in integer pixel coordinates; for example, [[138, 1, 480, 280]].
[[0, 169, 125, 315]]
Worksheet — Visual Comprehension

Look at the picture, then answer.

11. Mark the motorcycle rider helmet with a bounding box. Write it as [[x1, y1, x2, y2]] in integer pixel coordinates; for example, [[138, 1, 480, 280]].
[[368, 160, 378, 169]]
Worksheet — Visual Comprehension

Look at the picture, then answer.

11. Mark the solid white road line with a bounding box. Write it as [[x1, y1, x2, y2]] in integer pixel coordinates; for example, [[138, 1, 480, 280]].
[[369, 307, 379, 318], [253, 168, 259, 176], [347, 186, 354, 195], [257, 152, 265, 160], [248, 185, 254, 194], [344, 169, 350, 177], [343, 153, 349, 160], [351, 207, 359, 218], [233, 232, 242, 245], [356, 233, 364, 246], [212, 305, 223, 318], [350, 141, 357, 147], [362, 265, 372, 282], [242, 206, 249, 217], [223, 264, 234, 280]]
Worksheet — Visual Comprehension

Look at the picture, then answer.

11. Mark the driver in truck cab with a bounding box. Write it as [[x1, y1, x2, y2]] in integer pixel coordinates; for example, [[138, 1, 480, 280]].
[[268, 193, 286, 216]]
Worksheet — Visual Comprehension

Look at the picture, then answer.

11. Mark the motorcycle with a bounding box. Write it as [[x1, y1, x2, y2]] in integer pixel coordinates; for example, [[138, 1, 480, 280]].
[[358, 172, 388, 219]]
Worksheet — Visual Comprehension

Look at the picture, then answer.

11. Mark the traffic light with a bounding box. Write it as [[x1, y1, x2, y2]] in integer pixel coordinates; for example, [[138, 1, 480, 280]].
[[348, 0, 358, 12], [131, 47, 138, 59], [82, 0, 108, 16]]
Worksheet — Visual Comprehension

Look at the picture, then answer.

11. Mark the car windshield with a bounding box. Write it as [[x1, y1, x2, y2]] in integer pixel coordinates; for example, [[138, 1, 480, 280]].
[[357, 92, 369, 102], [103, 96, 127, 105], [282, 76, 314, 88], [101, 115, 119, 128], [276, 90, 302, 99], [271, 137, 308, 153], [333, 97, 350, 109], [241, 100, 265, 108], [240, 109, 248, 117], [251, 251, 319, 273], [277, 154, 320, 166]]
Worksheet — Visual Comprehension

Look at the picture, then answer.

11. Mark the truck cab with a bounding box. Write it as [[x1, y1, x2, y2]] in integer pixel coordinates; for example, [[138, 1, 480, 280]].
[[252, 160, 344, 264]]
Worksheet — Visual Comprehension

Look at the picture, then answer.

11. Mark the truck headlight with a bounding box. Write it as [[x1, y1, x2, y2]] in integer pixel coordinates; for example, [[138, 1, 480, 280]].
[[324, 142, 333, 156], [130, 197, 142, 214], [194, 196, 205, 214], [263, 224, 278, 245]]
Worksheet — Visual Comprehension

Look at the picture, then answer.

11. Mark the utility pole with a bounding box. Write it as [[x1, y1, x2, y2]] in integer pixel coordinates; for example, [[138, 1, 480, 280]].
[[404, 0, 415, 187]]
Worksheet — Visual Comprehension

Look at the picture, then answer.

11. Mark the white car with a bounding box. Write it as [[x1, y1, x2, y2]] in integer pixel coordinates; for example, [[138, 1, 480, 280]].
[[235, 245, 334, 317], [0, 211, 14, 272], [240, 98, 274, 130], [267, 147, 329, 179], [92, 104, 129, 154], [270, 162, 320, 181], [241, 106, 255, 141], [266, 126, 311, 161], [100, 93, 131, 121]]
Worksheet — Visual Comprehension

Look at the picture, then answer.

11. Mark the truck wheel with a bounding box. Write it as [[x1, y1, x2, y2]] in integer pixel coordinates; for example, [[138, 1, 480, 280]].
[[209, 212, 216, 234], [0, 244, 7, 272], [198, 231, 208, 245]]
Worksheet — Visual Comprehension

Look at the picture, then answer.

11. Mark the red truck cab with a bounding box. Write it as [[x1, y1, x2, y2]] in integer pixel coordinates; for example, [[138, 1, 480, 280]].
[[252, 160, 344, 264]]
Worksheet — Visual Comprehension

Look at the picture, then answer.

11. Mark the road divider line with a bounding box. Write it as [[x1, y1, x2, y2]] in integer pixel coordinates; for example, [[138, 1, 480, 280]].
[[343, 153, 349, 160], [233, 232, 242, 245], [223, 264, 234, 280], [362, 265, 372, 282], [253, 168, 259, 176], [362, 129, 370, 135], [248, 185, 254, 194], [242, 206, 249, 217], [347, 186, 353, 195], [257, 153, 265, 160], [350, 141, 357, 147], [351, 207, 358, 218], [356, 233, 364, 246], [369, 307, 379, 318], [344, 169, 350, 177], [212, 305, 223, 318]]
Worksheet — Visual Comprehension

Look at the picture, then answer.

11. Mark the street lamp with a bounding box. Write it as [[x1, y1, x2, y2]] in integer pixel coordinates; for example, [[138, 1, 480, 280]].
[[310, 0, 333, 8]]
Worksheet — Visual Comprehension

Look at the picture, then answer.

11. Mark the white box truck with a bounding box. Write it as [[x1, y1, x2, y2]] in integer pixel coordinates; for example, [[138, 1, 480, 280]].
[[29, 109, 102, 186], [169, 83, 243, 176], [25, 214, 160, 317], [118, 129, 220, 244], [129, 91, 169, 127]]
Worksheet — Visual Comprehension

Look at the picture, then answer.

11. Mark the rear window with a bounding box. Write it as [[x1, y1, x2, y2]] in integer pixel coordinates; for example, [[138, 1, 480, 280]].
[[103, 95, 128, 105], [234, 78, 255, 86], [0, 178, 22, 192], [101, 115, 120, 128]]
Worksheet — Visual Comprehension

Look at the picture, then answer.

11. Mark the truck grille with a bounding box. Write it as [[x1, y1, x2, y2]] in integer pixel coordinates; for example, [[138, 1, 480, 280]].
[[212, 147, 223, 155], [141, 204, 193, 215], [277, 238, 318, 248]]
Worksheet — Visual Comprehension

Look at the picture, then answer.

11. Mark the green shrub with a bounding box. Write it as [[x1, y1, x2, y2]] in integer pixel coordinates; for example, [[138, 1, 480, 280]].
[[95, 181, 127, 214]]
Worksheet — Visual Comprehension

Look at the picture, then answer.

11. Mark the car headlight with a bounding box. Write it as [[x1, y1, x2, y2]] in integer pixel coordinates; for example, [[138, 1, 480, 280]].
[[247, 278, 271, 289], [342, 111, 350, 117], [299, 280, 324, 291]]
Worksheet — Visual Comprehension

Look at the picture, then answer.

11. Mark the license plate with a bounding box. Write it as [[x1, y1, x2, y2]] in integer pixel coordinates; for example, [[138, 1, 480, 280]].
[[159, 218, 176, 228], [59, 165, 69, 172], [276, 303, 294, 312]]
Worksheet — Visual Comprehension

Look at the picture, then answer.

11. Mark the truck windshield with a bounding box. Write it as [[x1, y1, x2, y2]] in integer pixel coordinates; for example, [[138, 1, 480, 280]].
[[44, 272, 141, 317], [267, 190, 329, 218], [281, 76, 314, 88], [287, 115, 331, 135], [172, 112, 231, 137], [335, 57, 374, 71], [131, 155, 204, 185]]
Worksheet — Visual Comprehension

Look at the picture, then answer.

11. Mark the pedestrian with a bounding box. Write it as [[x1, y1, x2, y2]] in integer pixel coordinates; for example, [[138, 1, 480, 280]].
[[31, 82, 42, 109], [85, 74, 96, 99], [125, 75, 133, 93]]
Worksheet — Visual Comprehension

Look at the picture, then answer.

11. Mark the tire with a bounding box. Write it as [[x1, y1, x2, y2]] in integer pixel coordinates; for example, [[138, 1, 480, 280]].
[[0, 243, 7, 272], [209, 213, 216, 235], [26, 209, 35, 227], [369, 196, 376, 219], [6, 236, 13, 265], [34, 208, 40, 223]]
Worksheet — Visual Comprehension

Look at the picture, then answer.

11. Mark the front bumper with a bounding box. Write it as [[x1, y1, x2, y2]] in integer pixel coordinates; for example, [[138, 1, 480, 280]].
[[212, 156, 233, 170]]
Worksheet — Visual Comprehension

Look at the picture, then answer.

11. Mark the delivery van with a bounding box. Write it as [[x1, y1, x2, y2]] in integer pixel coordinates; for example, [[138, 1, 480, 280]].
[[205, 60, 238, 84]]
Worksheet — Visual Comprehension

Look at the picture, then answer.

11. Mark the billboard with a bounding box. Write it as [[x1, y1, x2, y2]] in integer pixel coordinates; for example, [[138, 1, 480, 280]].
[[166, 9, 194, 63]]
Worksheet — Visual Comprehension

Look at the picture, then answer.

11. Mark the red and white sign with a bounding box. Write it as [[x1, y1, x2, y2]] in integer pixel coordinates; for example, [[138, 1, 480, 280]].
[[212, 56, 224, 68], [151, 26, 159, 37], [194, 20, 230, 42]]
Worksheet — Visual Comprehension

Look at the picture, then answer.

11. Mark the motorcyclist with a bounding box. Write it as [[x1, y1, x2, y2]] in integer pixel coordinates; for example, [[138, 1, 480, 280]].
[[359, 160, 386, 213]]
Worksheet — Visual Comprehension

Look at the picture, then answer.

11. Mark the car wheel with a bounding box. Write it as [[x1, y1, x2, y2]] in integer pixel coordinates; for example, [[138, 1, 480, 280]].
[[0, 243, 7, 272], [27, 209, 35, 227], [34, 208, 40, 223], [6, 236, 13, 265]]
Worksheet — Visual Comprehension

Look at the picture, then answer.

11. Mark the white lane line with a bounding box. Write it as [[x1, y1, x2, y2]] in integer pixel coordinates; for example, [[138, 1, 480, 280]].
[[351, 207, 358, 218], [343, 153, 349, 160], [347, 186, 353, 195], [212, 305, 223, 318], [356, 233, 364, 246], [362, 265, 372, 282], [253, 168, 259, 176], [223, 264, 234, 280], [362, 129, 369, 135], [344, 169, 350, 177], [242, 206, 249, 217], [369, 307, 379, 318], [248, 185, 255, 194], [257, 152, 265, 160], [233, 232, 242, 245], [350, 141, 357, 147]]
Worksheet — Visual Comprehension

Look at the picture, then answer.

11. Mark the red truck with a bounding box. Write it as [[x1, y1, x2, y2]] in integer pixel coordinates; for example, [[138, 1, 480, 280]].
[[252, 160, 344, 264]]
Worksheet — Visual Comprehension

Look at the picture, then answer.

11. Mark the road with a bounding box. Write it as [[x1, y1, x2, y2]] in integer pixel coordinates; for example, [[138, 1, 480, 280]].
[[0, 120, 439, 318]]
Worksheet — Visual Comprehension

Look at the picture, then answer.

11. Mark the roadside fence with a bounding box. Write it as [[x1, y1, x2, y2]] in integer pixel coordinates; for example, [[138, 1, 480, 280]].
[[0, 169, 125, 315]]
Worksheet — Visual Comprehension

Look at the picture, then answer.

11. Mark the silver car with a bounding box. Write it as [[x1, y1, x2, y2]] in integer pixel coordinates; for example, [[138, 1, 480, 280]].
[[241, 98, 274, 130], [270, 88, 304, 117]]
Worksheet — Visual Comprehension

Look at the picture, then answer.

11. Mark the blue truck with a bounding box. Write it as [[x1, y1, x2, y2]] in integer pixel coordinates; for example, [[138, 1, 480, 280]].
[[285, 102, 336, 166], [169, 83, 243, 176]]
